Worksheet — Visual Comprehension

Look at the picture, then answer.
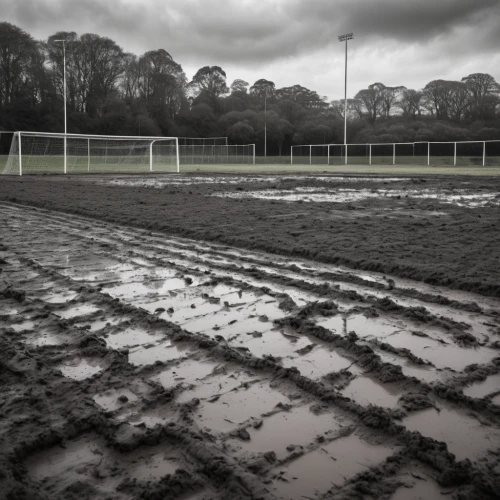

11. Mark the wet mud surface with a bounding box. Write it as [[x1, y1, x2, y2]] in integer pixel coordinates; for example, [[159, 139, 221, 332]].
[[1, 201, 500, 499], [0, 173, 499, 298]]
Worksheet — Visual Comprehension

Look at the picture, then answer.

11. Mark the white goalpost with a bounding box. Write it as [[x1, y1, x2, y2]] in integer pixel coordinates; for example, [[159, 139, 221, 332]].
[[2, 132, 180, 175]]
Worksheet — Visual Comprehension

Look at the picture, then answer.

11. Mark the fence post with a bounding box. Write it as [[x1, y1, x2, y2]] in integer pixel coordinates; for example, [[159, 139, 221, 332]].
[[393, 143, 396, 165], [64, 134, 67, 174], [345, 144, 348, 165], [176, 139, 180, 172], [310, 145, 312, 165], [327, 145, 330, 165], [291, 147, 293, 165], [149, 141, 153, 171], [253, 144, 256, 165], [428, 142, 430, 166], [88, 138, 90, 172], [483, 141, 486, 167], [454, 142, 457, 166], [369, 143, 372, 165], [18, 132, 22, 176]]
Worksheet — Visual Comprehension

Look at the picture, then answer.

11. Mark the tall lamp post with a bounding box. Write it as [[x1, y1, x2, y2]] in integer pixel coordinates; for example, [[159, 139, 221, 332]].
[[338, 33, 354, 159], [264, 92, 267, 158], [54, 39, 68, 173]]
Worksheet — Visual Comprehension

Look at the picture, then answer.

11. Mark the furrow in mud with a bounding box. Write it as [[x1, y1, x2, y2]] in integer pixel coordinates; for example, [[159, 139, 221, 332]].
[[1, 203, 500, 500]]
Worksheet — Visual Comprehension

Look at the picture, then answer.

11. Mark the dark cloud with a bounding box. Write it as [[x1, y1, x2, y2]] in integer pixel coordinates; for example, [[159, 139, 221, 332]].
[[1, 0, 499, 98]]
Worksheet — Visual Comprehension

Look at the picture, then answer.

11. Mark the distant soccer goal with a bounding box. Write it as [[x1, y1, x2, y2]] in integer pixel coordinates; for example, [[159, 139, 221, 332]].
[[177, 144, 255, 165], [2, 132, 179, 175], [178, 137, 228, 146]]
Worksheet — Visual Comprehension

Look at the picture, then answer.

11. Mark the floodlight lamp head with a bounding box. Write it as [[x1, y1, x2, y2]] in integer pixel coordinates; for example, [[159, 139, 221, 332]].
[[338, 33, 354, 42]]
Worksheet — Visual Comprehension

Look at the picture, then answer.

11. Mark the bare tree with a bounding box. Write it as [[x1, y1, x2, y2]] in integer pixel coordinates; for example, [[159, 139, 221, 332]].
[[355, 83, 386, 123], [190, 66, 229, 108], [230, 79, 249, 94], [0, 22, 39, 107], [462, 73, 500, 120], [397, 89, 424, 119], [380, 85, 405, 118]]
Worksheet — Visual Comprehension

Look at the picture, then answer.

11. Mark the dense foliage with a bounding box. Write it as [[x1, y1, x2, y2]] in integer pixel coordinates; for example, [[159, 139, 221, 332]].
[[1, 22, 499, 154]]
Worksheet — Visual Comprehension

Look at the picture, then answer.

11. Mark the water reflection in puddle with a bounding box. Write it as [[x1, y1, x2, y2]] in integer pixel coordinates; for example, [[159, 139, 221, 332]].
[[55, 304, 100, 319], [104, 327, 162, 349], [404, 406, 500, 460], [270, 434, 395, 499], [239, 406, 341, 458], [281, 346, 353, 379], [463, 373, 500, 399], [58, 357, 104, 380], [128, 340, 191, 366], [195, 382, 286, 432], [341, 376, 402, 408], [212, 187, 500, 208], [383, 331, 497, 371]]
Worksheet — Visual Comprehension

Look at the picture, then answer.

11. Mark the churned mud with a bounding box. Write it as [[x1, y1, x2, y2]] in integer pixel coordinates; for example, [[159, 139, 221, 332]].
[[1, 173, 500, 297], [1, 200, 500, 500]]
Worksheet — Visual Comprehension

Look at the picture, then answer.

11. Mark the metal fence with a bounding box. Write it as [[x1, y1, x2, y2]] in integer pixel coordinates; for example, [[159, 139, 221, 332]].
[[291, 140, 500, 167]]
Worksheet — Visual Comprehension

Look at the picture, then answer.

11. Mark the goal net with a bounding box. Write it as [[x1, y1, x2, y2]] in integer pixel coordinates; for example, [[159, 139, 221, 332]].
[[177, 144, 255, 165], [2, 132, 179, 175], [178, 137, 228, 146]]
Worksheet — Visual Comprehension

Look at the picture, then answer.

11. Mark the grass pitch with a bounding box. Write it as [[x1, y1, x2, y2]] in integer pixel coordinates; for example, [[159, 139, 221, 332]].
[[2, 154, 500, 176]]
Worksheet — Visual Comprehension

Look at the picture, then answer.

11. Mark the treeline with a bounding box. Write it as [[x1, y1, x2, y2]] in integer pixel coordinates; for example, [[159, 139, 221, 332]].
[[1, 21, 499, 155]]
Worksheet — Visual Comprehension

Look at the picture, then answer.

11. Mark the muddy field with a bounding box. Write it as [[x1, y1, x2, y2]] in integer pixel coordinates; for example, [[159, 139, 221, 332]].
[[1, 173, 500, 500], [1, 174, 500, 297]]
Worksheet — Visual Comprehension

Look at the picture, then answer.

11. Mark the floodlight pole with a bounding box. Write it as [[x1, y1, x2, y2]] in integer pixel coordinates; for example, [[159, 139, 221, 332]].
[[338, 33, 354, 165], [264, 93, 267, 158], [55, 40, 68, 174]]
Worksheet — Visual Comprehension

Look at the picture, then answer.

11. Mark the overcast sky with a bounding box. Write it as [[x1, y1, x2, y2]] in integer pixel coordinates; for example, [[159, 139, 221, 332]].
[[2, 0, 500, 100]]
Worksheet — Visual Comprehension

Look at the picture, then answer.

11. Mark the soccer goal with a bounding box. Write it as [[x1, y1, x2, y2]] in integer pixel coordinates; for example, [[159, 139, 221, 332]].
[[177, 144, 255, 165], [2, 132, 180, 175], [178, 137, 228, 146]]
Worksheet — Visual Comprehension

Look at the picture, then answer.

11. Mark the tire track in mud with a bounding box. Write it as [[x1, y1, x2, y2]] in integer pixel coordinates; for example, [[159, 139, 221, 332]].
[[1, 202, 500, 500]]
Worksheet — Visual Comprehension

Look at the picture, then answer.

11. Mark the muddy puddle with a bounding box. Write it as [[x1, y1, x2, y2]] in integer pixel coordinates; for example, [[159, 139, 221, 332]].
[[176, 367, 257, 404], [25, 433, 191, 496], [340, 376, 402, 408], [128, 339, 194, 366], [281, 345, 354, 379], [374, 349, 444, 383], [463, 373, 500, 399], [269, 433, 396, 499], [75, 315, 130, 332], [91, 174, 410, 188], [54, 303, 101, 319], [194, 381, 287, 433], [93, 387, 140, 411], [391, 463, 453, 500], [152, 358, 220, 389], [58, 357, 106, 380], [103, 326, 164, 349], [2, 201, 500, 500], [404, 404, 500, 460], [213, 187, 500, 208], [25, 434, 112, 488], [10, 319, 36, 332], [383, 330, 498, 371], [232, 405, 344, 458]]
